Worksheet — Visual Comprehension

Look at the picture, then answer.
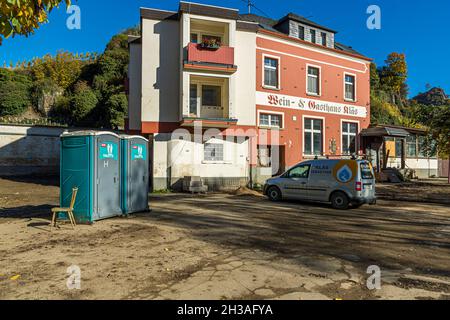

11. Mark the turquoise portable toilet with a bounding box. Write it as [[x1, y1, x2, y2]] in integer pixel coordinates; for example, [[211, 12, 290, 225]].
[[120, 135, 149, 214], [60, 131, 122, 223]]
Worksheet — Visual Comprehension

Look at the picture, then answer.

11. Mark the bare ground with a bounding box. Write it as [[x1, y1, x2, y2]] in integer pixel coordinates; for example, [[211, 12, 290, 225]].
[[0, 177, 450, 300]]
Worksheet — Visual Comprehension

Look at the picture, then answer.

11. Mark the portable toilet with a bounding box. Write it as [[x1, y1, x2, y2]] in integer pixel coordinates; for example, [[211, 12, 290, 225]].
[[60, 131, 122, 223], [120, 135, 149, 214]]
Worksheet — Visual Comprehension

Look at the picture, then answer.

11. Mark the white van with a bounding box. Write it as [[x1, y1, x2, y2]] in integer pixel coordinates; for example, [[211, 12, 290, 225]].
[[263, 159, 376, 209]]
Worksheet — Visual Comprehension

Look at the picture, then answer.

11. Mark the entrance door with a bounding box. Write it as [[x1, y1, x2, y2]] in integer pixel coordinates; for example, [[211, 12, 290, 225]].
[[280, 164, 311, 200], [129, 139, 149, 212], [96, 136, 121, 218]]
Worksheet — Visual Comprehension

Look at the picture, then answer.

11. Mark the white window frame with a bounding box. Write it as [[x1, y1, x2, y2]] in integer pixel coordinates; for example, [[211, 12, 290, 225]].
[[343, 72, 357, 102], [302, 115, 325, 157], [340, 119, 360, 155], [262, 54, 281, 90], [257, 110, 284, 129], [306, 64, 321, 96]]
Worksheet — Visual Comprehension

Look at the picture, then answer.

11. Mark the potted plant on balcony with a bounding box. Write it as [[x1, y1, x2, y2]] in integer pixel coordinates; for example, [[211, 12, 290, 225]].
[[200, 37, 221, 50]]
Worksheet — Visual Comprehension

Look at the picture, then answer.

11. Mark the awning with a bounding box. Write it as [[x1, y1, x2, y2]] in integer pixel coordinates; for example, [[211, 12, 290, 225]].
[[360, 126, 410, 138]]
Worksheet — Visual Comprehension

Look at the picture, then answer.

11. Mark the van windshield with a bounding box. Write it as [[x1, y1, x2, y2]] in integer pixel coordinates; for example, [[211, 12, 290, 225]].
[[360, 162, 374, 179]]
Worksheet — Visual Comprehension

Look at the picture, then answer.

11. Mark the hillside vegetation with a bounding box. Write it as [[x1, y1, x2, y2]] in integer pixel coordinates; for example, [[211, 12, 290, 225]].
[[0, 26, 139, 129]]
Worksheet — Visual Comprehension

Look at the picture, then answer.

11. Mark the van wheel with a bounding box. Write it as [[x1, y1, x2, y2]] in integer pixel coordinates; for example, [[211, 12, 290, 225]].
[[331, 191, 349, 210], [267, 186, 282, 201]]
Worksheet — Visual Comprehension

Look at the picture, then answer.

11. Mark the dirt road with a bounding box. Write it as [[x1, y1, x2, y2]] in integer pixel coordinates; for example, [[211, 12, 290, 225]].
[[1, 177, 449, 300]]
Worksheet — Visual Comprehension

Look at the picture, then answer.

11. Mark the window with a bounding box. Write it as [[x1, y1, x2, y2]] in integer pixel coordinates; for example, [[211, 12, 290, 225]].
[[201, 35, 222, 46], [310, 29, 316, 43], [360, 162, 374, 179], [190, 33, 198, 43], [395, 138, 403, 158], [204, 143, 223, 161], [342, 122, 358, 155], [304, 118, 323, 155], [344, 74, 356, 101], [418, 135, 426, 157], [321, 32, 327, 46], [189, 84, 198, 115], [298, 26, 305, 40], [287, 164, 311, 179], [259, 113, 282, 128], [406, 135, 417, 157], [264, 57, 279, 88], [307, 66, 320, 95], [202, 85, 221, 107]]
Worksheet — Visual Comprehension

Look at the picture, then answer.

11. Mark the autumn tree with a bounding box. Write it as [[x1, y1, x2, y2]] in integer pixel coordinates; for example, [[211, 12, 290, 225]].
[[0, 0, 70, 45], [379, 53, 408, 104]]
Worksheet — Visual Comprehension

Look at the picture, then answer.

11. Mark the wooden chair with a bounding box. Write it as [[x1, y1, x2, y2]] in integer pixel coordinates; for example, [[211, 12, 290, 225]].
[[51, 187, 78, 230]]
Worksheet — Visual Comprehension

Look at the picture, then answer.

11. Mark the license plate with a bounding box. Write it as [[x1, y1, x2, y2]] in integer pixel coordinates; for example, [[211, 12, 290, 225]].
[[364, 185, 373, 190]]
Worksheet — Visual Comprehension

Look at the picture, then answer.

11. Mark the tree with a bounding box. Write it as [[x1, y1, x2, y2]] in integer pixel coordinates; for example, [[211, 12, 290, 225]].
[[70, 81, 98, 124], [0, 0, 70, 45], [370, 62, 380, 90], [379, 53, 408, 103], [0, 69, 32, 116], [30, 52, 84, 90]]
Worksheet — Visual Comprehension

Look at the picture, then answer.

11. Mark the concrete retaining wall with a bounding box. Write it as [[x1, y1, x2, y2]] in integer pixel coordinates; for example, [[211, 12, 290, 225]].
[[0, 125, 68, 176]]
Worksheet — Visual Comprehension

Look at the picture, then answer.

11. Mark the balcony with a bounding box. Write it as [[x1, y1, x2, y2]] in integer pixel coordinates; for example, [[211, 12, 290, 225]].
[[185, 43, 237, 74], [181, 75, 237, 128]]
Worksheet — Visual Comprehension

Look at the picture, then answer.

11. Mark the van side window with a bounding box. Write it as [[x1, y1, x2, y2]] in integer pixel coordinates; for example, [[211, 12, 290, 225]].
[[287, 165, 311, 179]]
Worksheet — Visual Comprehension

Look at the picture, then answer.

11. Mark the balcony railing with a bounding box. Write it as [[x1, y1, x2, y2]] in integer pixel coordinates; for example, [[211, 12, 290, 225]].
[[187, 43, 235, 66]]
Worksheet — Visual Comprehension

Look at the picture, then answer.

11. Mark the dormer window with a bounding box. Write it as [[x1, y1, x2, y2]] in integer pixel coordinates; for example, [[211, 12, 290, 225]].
[[310, 29, 316, 44], [321, 32, 327, 46], [298, 26, 305, 40]]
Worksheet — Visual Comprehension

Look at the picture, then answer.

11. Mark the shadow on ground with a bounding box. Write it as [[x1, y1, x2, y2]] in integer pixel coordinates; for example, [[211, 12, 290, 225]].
[[0, 204, 53, 220], [0, 175, 59, 187], [140, 194, 450, 278]]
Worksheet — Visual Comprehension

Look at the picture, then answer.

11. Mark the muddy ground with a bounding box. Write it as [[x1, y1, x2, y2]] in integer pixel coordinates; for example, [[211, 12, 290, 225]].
[[0, 177, 449, 300]]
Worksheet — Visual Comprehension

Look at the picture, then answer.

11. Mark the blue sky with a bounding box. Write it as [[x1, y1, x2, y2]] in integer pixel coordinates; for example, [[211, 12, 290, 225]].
[[1, 0, 449, 97]]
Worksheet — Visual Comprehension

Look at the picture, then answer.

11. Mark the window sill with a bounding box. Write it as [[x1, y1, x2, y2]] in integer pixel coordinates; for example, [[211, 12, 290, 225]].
[[344, 98, 357, 103], [258, 125, 284, 130], [202, 160, 232, 164], [262, 85, 281, 91], [302, 154, 323, 159], [306, 92, 321, 97]]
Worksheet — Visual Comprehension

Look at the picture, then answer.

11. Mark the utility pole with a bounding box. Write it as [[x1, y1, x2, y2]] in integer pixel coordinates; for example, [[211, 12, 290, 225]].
[[248, 0, 252, 14]]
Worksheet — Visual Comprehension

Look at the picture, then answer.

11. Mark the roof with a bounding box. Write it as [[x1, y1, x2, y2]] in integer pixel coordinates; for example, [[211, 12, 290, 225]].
[[239, 13, 365, 57], [275, 13, 338, 33], [360, 125, 427, 137], [120, 135, 149, 142], [61, 131, 121, 138], [334, 42, 364, 57]]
